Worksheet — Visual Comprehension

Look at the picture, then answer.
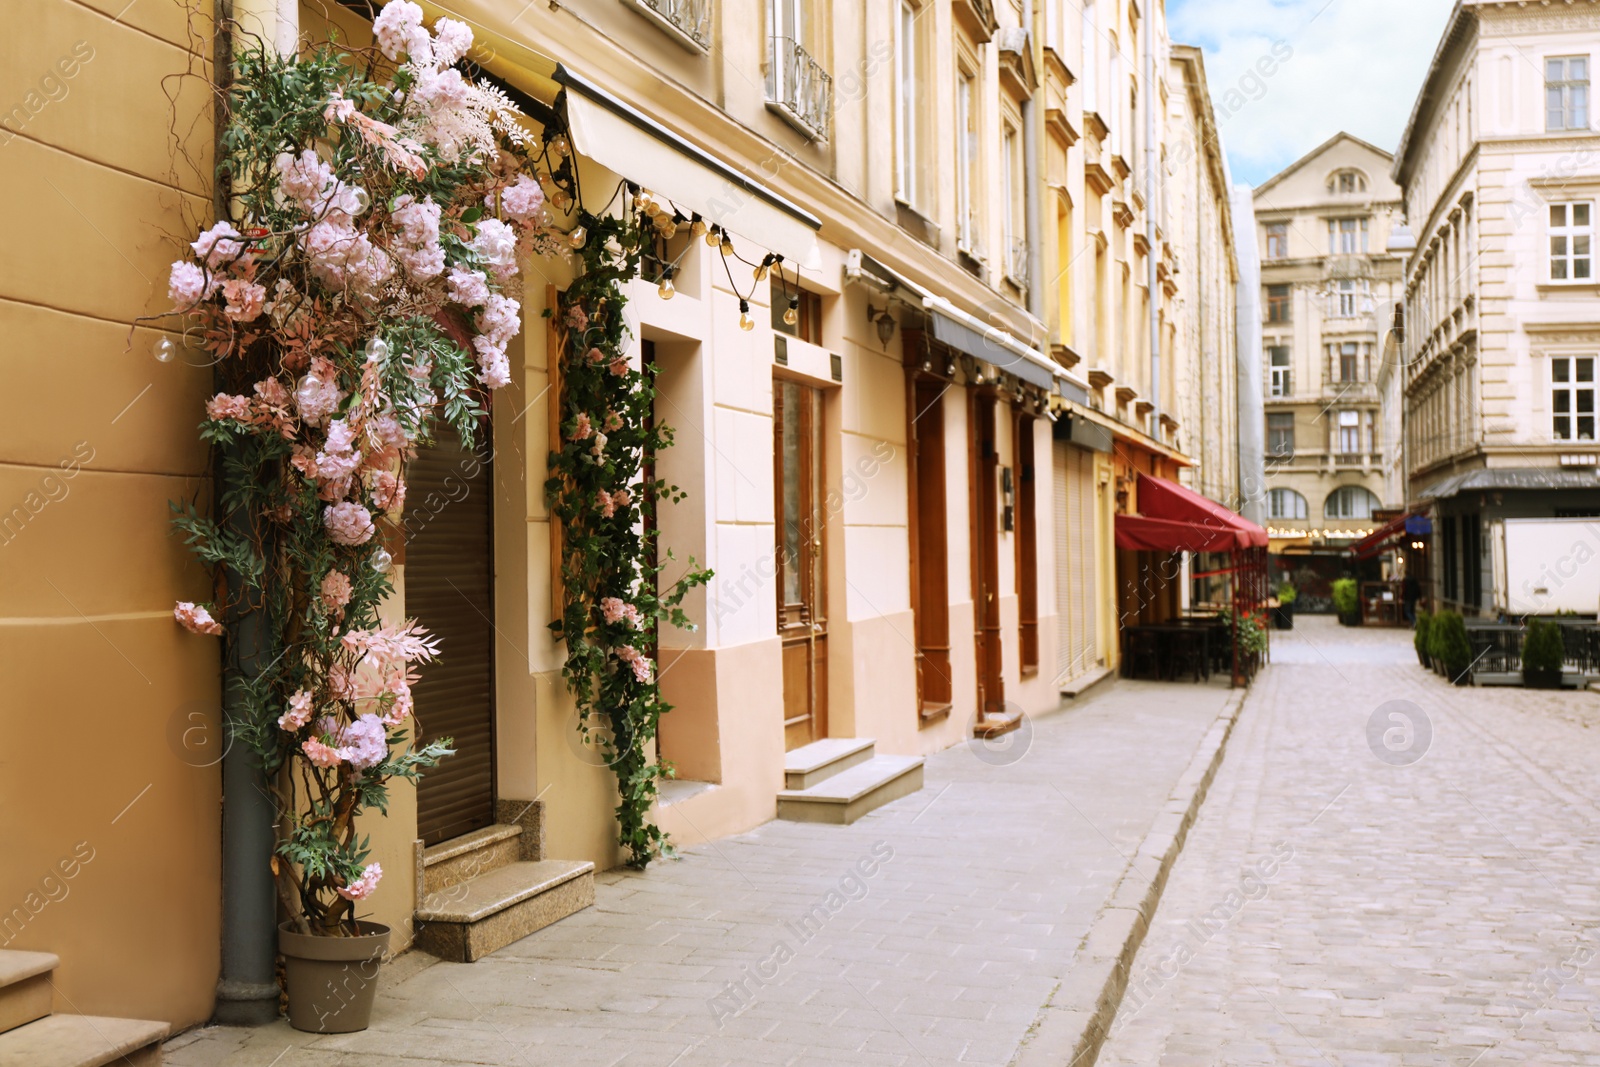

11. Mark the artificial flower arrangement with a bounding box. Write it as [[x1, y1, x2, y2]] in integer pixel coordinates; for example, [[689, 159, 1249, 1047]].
[[164, 2, 564, 939]]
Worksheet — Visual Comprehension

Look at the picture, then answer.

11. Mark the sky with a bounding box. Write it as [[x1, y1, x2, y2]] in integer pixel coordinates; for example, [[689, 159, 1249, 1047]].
[[1168, 0, 1460, 187]]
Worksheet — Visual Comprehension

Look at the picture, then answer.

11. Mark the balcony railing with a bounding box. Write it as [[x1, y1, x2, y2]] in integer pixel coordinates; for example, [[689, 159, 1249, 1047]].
[[767, 37, 833, 141], [626, 0, 712, 52]]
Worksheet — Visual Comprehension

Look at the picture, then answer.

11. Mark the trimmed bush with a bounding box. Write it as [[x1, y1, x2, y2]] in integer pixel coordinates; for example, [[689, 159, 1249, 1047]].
[[1413, 609, 1433, 666], [1331, 577, 1359, 619], [1278, 583, 1298, 605], [1430, 610, 1472, 683], [1522, 619, 1566, 678]]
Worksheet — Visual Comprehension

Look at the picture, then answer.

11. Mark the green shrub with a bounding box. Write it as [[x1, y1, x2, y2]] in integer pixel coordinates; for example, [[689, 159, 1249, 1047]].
[[1413, 609, 1432, 659], [1278, 582, 1298, 605], [1331, 577, 1359, 616], [1430, 611, 1472, 681], [1522, 619, 1566, 674]]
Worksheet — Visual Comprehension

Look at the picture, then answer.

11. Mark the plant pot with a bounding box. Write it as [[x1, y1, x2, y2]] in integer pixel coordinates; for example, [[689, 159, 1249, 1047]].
[[1273, 605, 1295, 630], [1338, 612, 1360, 627], [1415, 648, 1428, 668], [1447, 667, 1472, 686], [279, 921, 390, 1033], [1523, 668, 1564, 689]]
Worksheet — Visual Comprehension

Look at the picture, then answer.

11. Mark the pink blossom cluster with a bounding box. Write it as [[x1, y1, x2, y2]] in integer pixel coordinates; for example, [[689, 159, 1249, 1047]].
[[615, 645, 653, 684], [174, 601, 223, 636], [601, 597, 644, 629], [390, 195, 444, 280], [278, 689, 314, 731], [300, 713, 390, 771], [337, 862, 384, 902], [596, 486, 632, 519], [323, 501, 376, 546]]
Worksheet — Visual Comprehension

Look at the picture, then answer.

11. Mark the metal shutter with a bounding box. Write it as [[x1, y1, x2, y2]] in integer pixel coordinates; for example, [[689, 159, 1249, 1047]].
[[409, 423, 497, 846]]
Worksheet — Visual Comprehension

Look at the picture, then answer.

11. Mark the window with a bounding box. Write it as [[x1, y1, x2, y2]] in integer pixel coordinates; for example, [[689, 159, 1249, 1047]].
[[1336, 342, 1362, 382], [1267, 488, 1308, 521], [1328, 217, 1368, 255], [1267, 412, 1295, 457], [1337, 410, 1361, 454], [956, 68, 978, 252], [895, 1, 921, 204], [771, 278, 823, 343], [1547, 56, 1590, 132], [1328, 170, 1367, 195], [1003, 121, 1026, 284], [1334, 280, 1357, 318], [1266, 223, 1288, 259], [1268, 345, 1291, 397], [1366, 410, 1379, 453], [1550, 202, 1593, 280], [1325, 486, 1379, 520], [1267, 284, 1291, 323], [1081, 1, 1097, 114], [1552, 354, 1597, 441]]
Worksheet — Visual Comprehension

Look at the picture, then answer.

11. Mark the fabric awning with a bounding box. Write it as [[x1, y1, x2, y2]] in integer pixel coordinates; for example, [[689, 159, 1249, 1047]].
[[1349, 512, 1425, 559], [556, 66, 823, 269], [1115, 474, 1268, 553]]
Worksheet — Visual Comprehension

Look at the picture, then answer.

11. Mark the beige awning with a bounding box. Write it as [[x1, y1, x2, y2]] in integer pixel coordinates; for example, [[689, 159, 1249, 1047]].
[[557, 66, 823, 270]]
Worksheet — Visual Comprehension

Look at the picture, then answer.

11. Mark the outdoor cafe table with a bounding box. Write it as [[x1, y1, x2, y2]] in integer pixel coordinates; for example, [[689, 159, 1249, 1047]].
[[1121, 623, 1211, 683]]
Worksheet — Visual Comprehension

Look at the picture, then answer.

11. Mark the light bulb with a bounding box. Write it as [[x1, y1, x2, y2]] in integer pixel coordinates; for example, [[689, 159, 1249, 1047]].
[[690, 218, 707, 238], [152, 336, 176, 363], [658, 277, 676, 301], [720, 239, 734, 257], [660, 222, 677, 239], [705, 227, 721, 247], [636, 191, 653, 211], [784, 302, 799, 326], [738, 300, 754, 332], [364, 337, 390, 362], [568, 225, 588, 249], [351, 187, 370, 214], [551, 135, 570, 157], [371, 547, 393, 574], [753, 265, 766, 281]]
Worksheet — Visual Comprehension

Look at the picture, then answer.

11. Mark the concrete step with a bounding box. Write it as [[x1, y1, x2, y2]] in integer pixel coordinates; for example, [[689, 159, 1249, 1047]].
[[415, 859, 595, 963], [972, 708, 1024, 739], [422, 824, 525, 895], [776, 754, 925, 825], [783, 737, 876, 790], [0, 1014, 168, 1067], [0, 950, 57, 1035]]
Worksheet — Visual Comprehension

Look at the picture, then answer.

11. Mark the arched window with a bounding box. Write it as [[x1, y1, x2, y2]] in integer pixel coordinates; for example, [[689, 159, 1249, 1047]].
[[1267, 488, 1309, 521], [1327, 169, 1368, 195], [1325, 486, 1380, 520]]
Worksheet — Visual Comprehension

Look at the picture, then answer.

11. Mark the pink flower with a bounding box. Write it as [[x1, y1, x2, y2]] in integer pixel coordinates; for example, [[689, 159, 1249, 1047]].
[[206, 393, 252, 421], [372, 0, 428, 61], [608, 355, 630, 377], [221, 279, 266, 322], [274, 149, 334, 211], [568, 413, 594, 441], [254, 378, 290, 407], [586, 347, 607, 365], [413, 67, 473, 115], [337, 862, 384, 902], [612, 488, 632, 510], [471, 218, 518, 278], [302, 736, 343, 769], [476, 293, 520, 347], [615, 645, 653, 683], [324, 502, 376, 545], [278, 689, 314, 732], [431, 17, 474, 64], [368, 413, 410, 451], [597, 488, 617, 518], [447, 268, 490, 308], [192, 221, 245, 270], [564, 305, 588, 332], [603, 410, 623, 432], [168, 260, 210, 309], [320, 569, 353, 612], [600, 597, 642, 628], [339, 713, 389, 770], [323, 96, 358, 124], [499, 175, 545, 221], [295, 363, 344, 427], [472, 336, 510, 389], [367, 468, 405, 511], [174, 601, 223, 636]]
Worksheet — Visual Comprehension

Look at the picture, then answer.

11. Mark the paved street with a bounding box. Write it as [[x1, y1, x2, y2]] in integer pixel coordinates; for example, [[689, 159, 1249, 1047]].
[[166, 676, 1238, 1066], [1100, 617, 1600, 1066]]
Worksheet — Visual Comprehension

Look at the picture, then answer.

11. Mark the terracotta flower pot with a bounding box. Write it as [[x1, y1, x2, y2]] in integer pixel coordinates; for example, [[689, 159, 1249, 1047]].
[[279, 921, 390, 1033]]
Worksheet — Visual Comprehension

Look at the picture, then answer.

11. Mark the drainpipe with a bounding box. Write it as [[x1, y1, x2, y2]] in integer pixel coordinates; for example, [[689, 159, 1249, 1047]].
[[212, 0, 297, 1028], [1021, 0, 1044, 323], [1144, 7, 1161, 441]]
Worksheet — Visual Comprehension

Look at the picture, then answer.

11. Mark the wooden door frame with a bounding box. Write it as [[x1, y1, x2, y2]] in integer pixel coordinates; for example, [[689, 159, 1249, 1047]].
[[968, 387, 1004, 716], [774, 375, 828, 748], [905, 363, 954, 724]]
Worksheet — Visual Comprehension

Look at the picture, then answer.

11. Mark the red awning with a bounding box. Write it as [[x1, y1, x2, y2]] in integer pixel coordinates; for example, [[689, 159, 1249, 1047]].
[[1114, 474, 1268, 553], [1350, 513, 1409, 559]]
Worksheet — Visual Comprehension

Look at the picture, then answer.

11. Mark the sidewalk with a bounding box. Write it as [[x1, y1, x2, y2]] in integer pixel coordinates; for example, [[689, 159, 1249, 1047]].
[[167, 675, 1243, 1067]]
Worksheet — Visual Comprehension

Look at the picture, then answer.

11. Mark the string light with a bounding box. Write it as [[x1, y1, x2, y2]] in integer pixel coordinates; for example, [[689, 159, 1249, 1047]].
[[568, 225, 588, 250], [690, 216, 708, 238], [363, 337, 389, 362], [152, 336, 175, 362], [720, 237, 735, 257], [371, 547, 393, 574], [784, 299, 799, 326], [658, 274, 675, 300], [705, 225, 722, 248], [738, 299, 754, 331]]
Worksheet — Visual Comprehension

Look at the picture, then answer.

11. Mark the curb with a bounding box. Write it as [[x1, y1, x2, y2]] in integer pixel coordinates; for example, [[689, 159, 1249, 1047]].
[[1012, 682, 1252, 1067]]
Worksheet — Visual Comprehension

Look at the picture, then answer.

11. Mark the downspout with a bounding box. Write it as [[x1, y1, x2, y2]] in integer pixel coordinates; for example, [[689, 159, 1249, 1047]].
[[1021, 0, 1044, 322], [213, 0, 298, 1028], [1144, 7, 1160, 440]]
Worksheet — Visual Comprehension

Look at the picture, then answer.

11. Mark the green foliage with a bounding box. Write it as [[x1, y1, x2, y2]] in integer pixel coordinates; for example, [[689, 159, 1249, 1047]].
[[1522, 619, 1566, 674], [545, 209, 713, 868], [1331, 577, 1359, 616], [1429, 610, 1472, 680], [1413, 609, 1432, 659], [1234, 611, 1268, 657], [1277, 582, 1298, 605]]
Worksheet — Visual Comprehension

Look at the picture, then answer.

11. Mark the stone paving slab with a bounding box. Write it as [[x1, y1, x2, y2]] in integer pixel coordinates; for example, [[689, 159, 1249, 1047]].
[[1098, 616, 1600, 1067], [166, 674, 1240, 1067]]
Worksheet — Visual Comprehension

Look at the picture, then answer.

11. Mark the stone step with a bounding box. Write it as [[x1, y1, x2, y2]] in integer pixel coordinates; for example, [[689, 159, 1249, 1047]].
[[972, 707, 1024, 739], [422, 824, 525, 895], [0, 1014, 168, 1067], [0, 950, 57, 1035], [776, 754, 925, 825], [415, 860, 595, 963], [783, 737, 876, 790]]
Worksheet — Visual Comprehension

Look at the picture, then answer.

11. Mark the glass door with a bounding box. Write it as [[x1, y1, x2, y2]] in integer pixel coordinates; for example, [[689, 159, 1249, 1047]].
[[774, 379, 828, 750]]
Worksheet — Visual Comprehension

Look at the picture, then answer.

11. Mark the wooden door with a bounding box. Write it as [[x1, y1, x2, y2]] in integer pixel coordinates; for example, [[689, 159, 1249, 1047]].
[[909, 380, 952, 716], [409, 421, 497, 846], [774, 379, 828, 750], [969, 392, 1004, 714]]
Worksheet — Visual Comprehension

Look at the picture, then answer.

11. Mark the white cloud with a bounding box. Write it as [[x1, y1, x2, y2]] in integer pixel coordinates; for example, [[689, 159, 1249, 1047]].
[[1169, 0, 1458, 186]]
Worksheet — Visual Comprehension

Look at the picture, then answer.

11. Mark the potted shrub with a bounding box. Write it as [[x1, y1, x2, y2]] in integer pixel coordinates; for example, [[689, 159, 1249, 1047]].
[[1430, 611, 1473, 685], [1331, 578, 1360, 626], [162, 11, 561, 1032], [1232, 609, 1269, 684], [1412, 609, 1433, 669], [1522, 619, 1566, 689], [1272, 583, 1298, 630]]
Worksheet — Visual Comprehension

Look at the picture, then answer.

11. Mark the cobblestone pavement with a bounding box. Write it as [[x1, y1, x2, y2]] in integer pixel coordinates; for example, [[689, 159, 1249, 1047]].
[[1099, 616, 1600, 1067], [167, 675, 1237, 1067]]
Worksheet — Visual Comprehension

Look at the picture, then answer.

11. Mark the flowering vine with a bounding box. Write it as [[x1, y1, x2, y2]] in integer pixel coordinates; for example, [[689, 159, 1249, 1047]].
[[162, 5, 565, 933], [545, 206, 712, 868]]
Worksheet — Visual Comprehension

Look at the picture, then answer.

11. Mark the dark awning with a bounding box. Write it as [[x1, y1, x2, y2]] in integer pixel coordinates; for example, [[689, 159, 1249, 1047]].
[[1114, 475, 1269, 553], [1349, 513, 1409, 559]]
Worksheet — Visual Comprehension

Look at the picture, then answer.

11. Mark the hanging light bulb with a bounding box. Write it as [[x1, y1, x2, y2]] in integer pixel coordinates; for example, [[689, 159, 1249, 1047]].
[[658, 274, 676, 301], [551, 135, 571, 158], [370, 546, 394, 574], [690, 217, 708, 238], [152, 336, 176, 363], [784, 300, 799, 326], [568, 225, 588, 250], [720, 238, 735, 257], [350, 187, 371, 214], [705, 225, 721, 248], [364, 337, 390, 362], [738, 299, 755, 332]]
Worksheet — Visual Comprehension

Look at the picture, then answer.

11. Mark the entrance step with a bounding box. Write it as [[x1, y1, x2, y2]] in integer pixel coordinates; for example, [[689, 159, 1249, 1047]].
[[415, 859, 595, 963], [783, 737, 876, 790], [0, 950, 56, 1035], [422, 824, 524, 895], [0, 1014, 169, 1067], [973, 707, 1024, 739], [777, 754, 925, 824]]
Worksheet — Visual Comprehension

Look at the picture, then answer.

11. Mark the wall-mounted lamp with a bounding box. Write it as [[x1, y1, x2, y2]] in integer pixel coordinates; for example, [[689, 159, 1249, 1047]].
[[867, 304, 897, 348]]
